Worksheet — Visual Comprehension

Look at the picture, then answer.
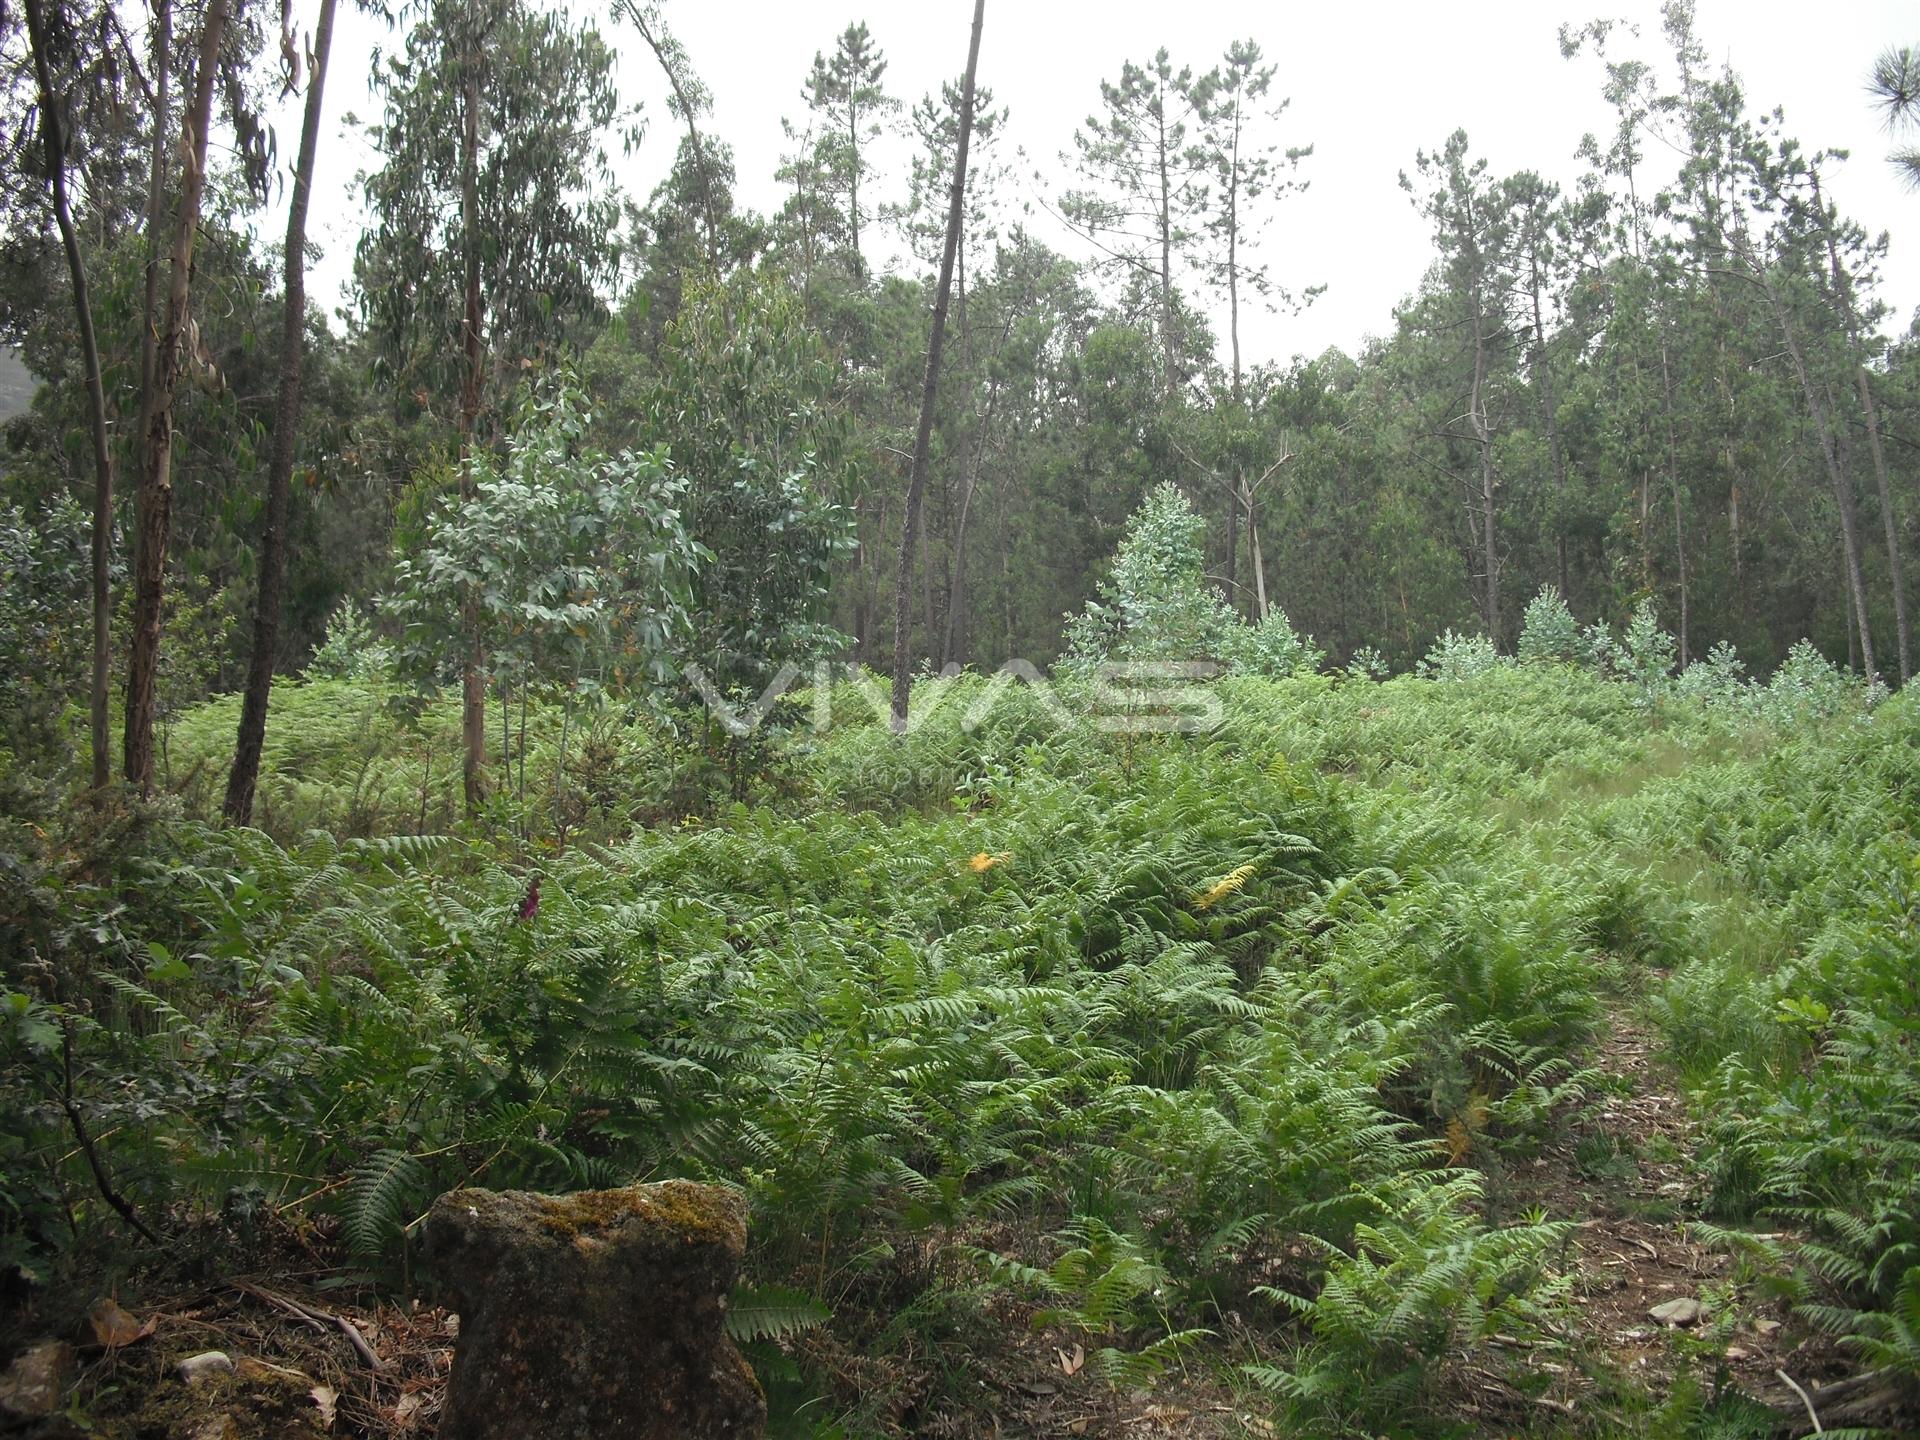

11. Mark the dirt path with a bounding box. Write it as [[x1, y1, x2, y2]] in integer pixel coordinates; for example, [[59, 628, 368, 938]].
[[1510, 1005, 1850, 1430]]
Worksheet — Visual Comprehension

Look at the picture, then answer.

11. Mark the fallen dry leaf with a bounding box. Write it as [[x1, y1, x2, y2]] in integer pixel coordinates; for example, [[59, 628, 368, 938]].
[[88, 1298, 156, 1349], [1057, 1343, 1085, 1377], [310, 1383, 338, 1431], [393, 1390, 427, 1433]]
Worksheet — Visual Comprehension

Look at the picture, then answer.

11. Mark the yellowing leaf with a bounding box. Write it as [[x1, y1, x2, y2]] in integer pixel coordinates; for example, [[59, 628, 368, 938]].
[[1192, 863, 1255, 910], [968, 851, 1009, 873]]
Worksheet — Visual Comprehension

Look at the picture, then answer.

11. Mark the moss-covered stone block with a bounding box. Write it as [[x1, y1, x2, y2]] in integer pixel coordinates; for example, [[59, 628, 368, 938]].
[[425, 1181, 765, 1440]]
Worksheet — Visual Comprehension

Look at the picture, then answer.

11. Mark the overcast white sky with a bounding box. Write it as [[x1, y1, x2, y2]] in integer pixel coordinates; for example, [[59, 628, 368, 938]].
[[285, 0, 1920, 369]]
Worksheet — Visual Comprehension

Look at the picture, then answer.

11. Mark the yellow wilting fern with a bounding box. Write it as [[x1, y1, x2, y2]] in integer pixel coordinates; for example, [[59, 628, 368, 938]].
[[968, 851, 1010, 873], [1192, 864, 1255, 911], [1440, 1091, 1490, 1166]]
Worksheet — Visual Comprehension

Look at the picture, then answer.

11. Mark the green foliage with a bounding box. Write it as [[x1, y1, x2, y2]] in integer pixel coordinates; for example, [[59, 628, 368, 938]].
[[384, 382, 703, 700], [648, 269, 853, 692], [1417, 629, 1504, 681], [1064, 482, 1320, 677], [1517, 585, 1579, 665], [1621, 598, 1677, 705], [307, 603, 393, 682], [1251, 1172, 1570, 1426], [0, 496, 89, 771]]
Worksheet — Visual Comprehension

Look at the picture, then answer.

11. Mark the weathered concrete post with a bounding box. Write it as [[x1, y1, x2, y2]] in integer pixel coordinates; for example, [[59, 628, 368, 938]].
[[425, 1180, 766, 1440]]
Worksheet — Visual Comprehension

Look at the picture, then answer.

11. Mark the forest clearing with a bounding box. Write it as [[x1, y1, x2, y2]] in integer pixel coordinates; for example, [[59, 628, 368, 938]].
[[5, 0, 1920, 1433]]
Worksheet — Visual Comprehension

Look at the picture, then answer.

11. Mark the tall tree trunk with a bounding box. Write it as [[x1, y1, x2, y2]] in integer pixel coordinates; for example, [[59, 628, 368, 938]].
[[889, 0, 983, 729], [1856, 367, 1909, 685], [24, 0, 117, 793], [1468, 293, 1499, 640], [1223, 485, 1239, 610], [622, 0, 719, 268], [225, 0, 337, 825], [847, 95, 863, 283], [1659, 332, 1688, 666], [1767, 280, 1876, 677], [135, 0, 172, 504], [1157, 98, 1175, 400], [124, 0, 226, 795], [1246, 479, 1268, 621], [943, 368, 1002, 668], [1527, 255, 1570, 600], [1812, 173, 1910, 685], [458, 42, 489, 812]]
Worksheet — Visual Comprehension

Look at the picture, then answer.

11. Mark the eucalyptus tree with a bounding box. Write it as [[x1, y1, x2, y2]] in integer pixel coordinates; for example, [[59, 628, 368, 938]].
[[123, 0, 232, 795], [356, 0, 635, 810], [1063, 48, 1209, 399], [384, 383, 703, 827], [647, 268, 851, 695], [19, 0, 116, 788]]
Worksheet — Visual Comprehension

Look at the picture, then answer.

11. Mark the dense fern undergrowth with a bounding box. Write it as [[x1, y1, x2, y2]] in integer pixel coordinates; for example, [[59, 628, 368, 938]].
[[4, 664, 1918, 1436]]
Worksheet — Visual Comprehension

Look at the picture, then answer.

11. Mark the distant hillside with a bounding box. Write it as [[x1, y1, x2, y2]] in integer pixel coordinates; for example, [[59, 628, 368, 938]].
[[0, 346, 36, 421]]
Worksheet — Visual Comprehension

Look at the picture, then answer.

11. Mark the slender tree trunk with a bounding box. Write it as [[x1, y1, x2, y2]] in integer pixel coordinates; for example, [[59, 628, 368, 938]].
[[1247, 482, 1269, 621], [124, 0, 226, 795], [1225, 120, 1245, 617], [1812, 174, 1910, 684], [1856, 368, 1909, 685], [1157, 99, 1175, 400], [1468, 294, 1499, 639], [225, 0, 337, 825], [1224, 486, 1239, 611], [135, 0, 172, 494], [1527, 258, 1570, 601], [24, 0, 117, 793], [889, 0, 983, 729], [458, 44, 488, 813], [847, 97, 863, 283], [1658, 332, 1688, 666], [919, 503, 937, 660], [943, 369, 1002, 667], [1775, 298, 1876, 676], [623, 0, 719, 268]]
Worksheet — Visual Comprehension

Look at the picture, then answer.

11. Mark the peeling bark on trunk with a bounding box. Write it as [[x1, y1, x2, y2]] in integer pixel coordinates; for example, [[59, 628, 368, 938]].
[[124, 0, 226, 795]]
